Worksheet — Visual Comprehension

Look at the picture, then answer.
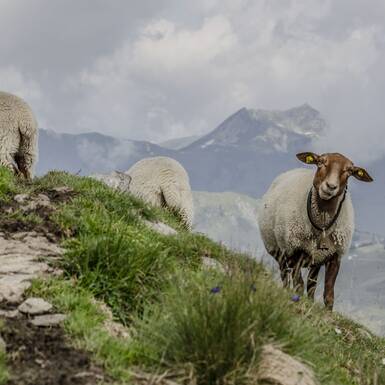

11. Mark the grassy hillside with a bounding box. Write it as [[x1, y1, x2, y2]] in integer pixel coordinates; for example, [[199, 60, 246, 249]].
[[0, 169, 385, 384]]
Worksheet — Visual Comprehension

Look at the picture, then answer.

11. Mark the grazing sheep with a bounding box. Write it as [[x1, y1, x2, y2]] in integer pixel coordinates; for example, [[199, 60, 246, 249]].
[[0, 91, 38, 179], [126, 157, 194, 229], [258, 152, 373, 310]]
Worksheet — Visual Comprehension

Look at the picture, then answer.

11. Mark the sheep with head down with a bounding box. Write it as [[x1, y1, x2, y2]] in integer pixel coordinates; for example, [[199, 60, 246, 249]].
[[258, 152, 373, 310], [0, 91, 38, 179], [123, 156, 194, 230]]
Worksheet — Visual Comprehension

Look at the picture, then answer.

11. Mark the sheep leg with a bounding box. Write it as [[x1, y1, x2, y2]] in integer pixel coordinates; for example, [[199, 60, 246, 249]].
[[307, 265, 321, 300], [324, 257, 340, 311], [280, 267, 291, 288], [0, 153, 20, 176], [292, 253, 305, 294], [276, 251, 291, 288], [15, 130, 36, 180]]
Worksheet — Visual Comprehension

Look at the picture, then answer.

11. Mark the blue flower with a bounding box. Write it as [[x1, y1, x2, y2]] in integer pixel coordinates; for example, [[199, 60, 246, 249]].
[[291, 294, 300, 302], [210, 286, 221, 294]]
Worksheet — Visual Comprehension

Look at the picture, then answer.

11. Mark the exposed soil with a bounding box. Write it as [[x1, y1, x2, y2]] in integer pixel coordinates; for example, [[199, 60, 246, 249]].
[[0, 187, 77, 241], [3, 318, 109, 385]]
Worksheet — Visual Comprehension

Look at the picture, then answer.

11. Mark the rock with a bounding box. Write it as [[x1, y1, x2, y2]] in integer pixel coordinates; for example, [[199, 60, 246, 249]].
[[257, 344, 317, 385], [91, 171, 132, 192], [14, 194, 29, 203], [51, 186, 74, 194], [0, 233, 63, 303], [91, 299, 130, 339], [334, 327, 342, 335], [18, 298, 53, 315], [30, 314, 67, 327], [0, 275, 32, 303], [201, 256, 226, 274], [0, 309, 20, 318], [22, 194, 52, 211], [144, 220, 178, 236]]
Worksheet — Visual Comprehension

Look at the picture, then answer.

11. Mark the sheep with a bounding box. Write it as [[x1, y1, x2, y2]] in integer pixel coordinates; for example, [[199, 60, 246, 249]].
[[258, 152, 373, 310], [0, 91, 38, 179], [125, 156, 194, 230]]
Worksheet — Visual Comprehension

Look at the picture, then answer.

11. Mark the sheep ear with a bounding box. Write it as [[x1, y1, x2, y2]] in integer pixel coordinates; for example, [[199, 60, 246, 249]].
[[352, 167, 373, 182], [296, 152, 319, 165]]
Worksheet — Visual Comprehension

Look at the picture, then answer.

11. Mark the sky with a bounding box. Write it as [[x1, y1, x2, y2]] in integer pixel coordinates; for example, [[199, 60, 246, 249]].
[[1, 0, 385, 162]]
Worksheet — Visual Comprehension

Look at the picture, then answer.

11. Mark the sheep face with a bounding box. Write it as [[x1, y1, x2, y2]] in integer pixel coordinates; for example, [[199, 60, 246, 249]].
[[296, 152, 373, 201]]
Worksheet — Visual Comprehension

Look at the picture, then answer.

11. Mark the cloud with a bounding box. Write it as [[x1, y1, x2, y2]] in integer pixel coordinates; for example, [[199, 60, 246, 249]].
[[73, 15, 236, 142], [77, 138, 139, 172], [0, 67, 42, 102], [1, 1, 385, 162]]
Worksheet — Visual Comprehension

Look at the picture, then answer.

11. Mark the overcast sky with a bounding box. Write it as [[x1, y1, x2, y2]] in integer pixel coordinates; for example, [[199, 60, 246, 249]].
[[1, 0, 385, 162]]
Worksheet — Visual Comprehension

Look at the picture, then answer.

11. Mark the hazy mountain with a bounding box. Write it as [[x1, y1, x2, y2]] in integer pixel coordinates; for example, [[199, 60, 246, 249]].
[[184, 104, 324, 152], [37, 129, 175, 175], [159, 135, 201, 150], [174, 104, 323, 199]]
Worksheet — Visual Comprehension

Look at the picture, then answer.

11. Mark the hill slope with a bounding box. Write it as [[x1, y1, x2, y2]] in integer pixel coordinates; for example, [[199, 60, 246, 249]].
[[0, 169, 383, 384]]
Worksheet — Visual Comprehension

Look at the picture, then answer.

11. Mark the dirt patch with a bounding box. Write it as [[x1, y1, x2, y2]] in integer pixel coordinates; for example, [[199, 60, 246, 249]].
[[3, 318, 109, 385], [41, 187, 77, 205], [0, 187, 77, 241]]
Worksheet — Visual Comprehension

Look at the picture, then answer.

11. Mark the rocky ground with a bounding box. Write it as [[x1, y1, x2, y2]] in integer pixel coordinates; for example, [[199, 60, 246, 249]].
[[0, 188, 109, 385]]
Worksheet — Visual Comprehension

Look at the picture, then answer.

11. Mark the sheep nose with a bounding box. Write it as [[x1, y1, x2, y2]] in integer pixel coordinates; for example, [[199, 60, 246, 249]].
[[326, 181, 337, 190]]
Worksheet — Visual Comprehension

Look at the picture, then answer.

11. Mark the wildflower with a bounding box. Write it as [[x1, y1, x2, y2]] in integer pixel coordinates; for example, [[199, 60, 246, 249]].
[[210, 286, 221, 294]]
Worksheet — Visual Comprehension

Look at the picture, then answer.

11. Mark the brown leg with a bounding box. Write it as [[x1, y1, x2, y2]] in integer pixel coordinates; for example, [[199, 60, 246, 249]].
[[276, 250, 290, 288], [280, 267, 291, 288], [292, 254, 305, 294], [324, 257, 340, 311], [307, 265, 321, 300]]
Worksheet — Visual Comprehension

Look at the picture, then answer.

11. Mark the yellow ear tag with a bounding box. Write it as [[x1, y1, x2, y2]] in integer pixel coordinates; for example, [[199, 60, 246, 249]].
[[306, 155, 314, 164], [357, 169, 364, 177]]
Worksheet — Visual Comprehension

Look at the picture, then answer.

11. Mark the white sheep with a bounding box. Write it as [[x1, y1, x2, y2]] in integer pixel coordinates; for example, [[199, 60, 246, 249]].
[[258, 152, 373, 310], [0, 91, 38, 179], [126, 157, 194, 229]]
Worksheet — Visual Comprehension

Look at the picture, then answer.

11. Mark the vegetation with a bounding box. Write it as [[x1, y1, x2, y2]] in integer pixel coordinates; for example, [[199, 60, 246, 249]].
[[1, 169, 385, 384]]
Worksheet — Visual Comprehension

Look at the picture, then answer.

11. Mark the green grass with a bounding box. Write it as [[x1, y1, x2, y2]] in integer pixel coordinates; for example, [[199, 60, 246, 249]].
[[131, 268, 385, 385], [2, 169, 385, 385]]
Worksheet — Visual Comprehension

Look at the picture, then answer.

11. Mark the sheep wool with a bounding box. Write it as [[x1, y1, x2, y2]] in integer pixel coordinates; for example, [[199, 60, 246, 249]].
[[0, 91, 38, 179], [126, 157, 194, 229], [258, 168, 354, 265]]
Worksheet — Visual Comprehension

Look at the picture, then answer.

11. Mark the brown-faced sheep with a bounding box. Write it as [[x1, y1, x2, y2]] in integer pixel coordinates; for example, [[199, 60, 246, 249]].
[[258, 152, 373, 310]]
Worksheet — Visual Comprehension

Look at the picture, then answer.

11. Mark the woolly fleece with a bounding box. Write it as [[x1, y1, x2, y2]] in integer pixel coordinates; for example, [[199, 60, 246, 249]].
[[126, 157, 193, 229], [258, 168, 354, 265]]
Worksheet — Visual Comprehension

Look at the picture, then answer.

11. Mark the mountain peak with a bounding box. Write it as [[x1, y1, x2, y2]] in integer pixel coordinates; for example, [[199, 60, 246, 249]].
[[184, 104, 325, 152]]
